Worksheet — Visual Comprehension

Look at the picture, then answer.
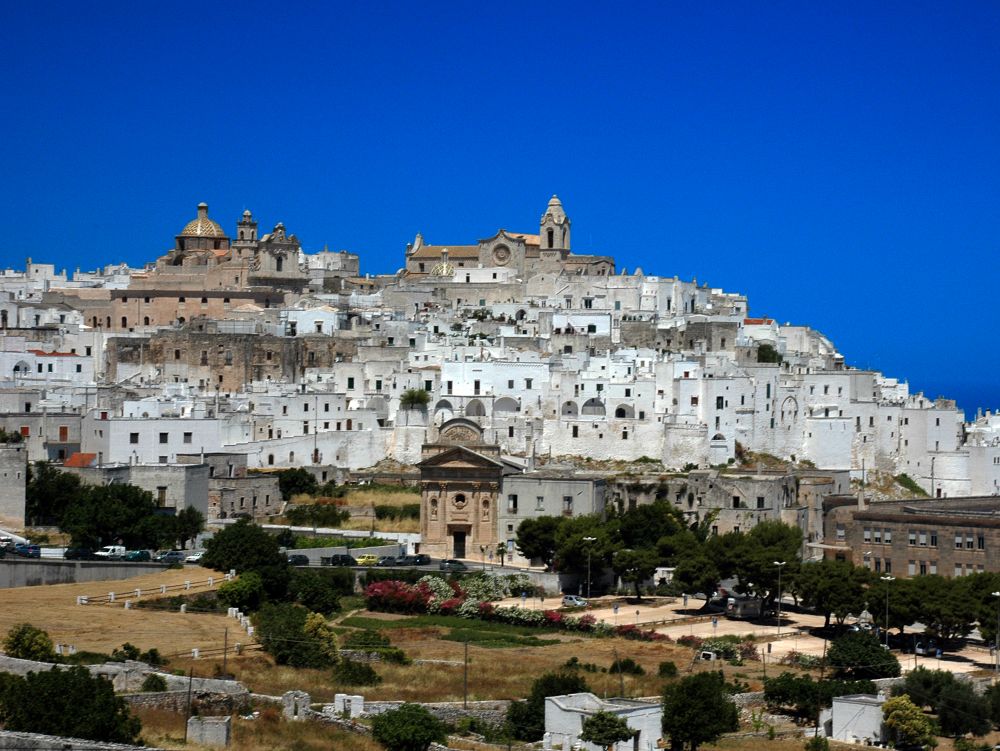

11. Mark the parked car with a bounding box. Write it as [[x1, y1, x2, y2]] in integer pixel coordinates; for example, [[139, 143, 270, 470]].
[[562, 595, 588, 608], [327, 554, 358, 567], [395, 554, 431, 566], [439, 559, 468, 572], [156, 550, 185, 565], [185, 551, 205, 564], [355, 554, 380, 566], [94, 545, 126, 560], [287, 554, 310, 566], [0, 536, 13, 549], [64, 547, 97, 560], [375, 555, 397, 567], [124, 550, 151, 562], [13, 543, 41, 558]]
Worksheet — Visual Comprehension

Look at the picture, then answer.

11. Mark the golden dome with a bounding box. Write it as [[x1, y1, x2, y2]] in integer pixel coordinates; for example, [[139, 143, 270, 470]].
[[179, 202, 226, 238]]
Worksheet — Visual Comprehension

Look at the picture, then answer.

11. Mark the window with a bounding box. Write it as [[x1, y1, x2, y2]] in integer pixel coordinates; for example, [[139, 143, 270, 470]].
[[967, 535, 975, 550], [157, 487, 167, 505], [929, 532, 937, 547], [507, 494, 518, 514], [158, 456, 168, 464], [836, 524, 845, 541], [873, 528, 881, 544], [129, 432, 139, 444], [183, 432, 192, 444], [908, 531, 917, 546], [919, 561, 927, 575], [978, 535, 985, 550], [347, 377, 355, 389], [691, 396, 699, 406], [955, 563, 963, 577], [733, 496, 741, 509], [863, 528, 872, 543], [955, 534, 963, 549], [525, 379, 533, 390], [885, 530, 892, 544], [756, 497, 765, 509], [536, 496, 545, 510], [563, 496, 573, 515], [908, 561, 916, 576], [918, 531, 926, 546], [716, 396, 724, 409], [572, 425, 579, 438], [159, 432, 168, 444], [507, 379, 514, 389]]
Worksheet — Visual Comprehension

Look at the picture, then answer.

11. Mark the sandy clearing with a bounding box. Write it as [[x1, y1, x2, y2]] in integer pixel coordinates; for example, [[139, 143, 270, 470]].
[[0, 568, 232, 656]]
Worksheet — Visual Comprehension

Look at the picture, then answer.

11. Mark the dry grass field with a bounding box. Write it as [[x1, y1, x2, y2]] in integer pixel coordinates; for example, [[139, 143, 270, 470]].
[[135, 705, 382, 751], [0, 568, 231, 655]]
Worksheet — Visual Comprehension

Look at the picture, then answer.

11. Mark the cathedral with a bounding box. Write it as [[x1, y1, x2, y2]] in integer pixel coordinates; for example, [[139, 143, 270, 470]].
[[403, 196, 614, 278]]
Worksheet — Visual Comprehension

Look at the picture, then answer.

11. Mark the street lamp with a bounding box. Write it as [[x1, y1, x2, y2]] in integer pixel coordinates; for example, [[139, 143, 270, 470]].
[[880, 576, 894, 647], [992, 591, 1000, 676], [773, 561, 786, 639], [583, 537, 597, 599]]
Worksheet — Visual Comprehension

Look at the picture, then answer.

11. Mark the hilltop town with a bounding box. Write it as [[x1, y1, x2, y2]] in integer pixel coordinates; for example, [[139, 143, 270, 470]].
[[2, 198, 1000, 751]]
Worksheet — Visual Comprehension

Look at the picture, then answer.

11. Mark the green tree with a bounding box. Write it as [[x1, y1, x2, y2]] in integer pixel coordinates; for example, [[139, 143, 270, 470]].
[[60, 483, 176, 550], [277, 467, 319, 500], [617, 501, 685, 550], [174, 506, 205, 550], [140, 673, 168, 692], [671, 551, 721, 604], [910, 575, 978, 641], [661, 671, 739, 751], [882, 694, 936, 749], [0, 666, 141, 743], [25, 461, 83, 526], [289, 568, 344, 614], [399, 389, 430, 409], [757, 343, 782, 364], [253, 603, 337, 668], [506, 672, 591, 741], [984, 682, 1000, 729], [217, 571, 265, 611], [580, 711, 634, 751], [496, 541, 507, 567], [892, 667, 957, 710], [827, 631, 901, 680], [372, 703, 448, 751], [201, 518, 290, 598], [553, 514, 611, 576], [796, 560, 870, 628], [515, 517, 564, 570], [612, 548, 660, 600], [937, 680, 990, 737], [3, 623, 56, 661]]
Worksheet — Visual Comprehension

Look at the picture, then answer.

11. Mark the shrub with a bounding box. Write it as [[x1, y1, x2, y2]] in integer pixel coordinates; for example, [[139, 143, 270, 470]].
[[140, 673, 168, 692], [140, 648, 166, 667], [254, 603, 338, 668], [109, 643, 139, 662], [372, 703, 447, 751], [658, 661, 678, 678], [333, 659, 381, 686], [217, 572, 265, 612], [363, 580, 431, 614], [4, 623, 56, 662], [609, 657, 645, 676], [289, 568, 344, 615], [417, 575, 455, 601]]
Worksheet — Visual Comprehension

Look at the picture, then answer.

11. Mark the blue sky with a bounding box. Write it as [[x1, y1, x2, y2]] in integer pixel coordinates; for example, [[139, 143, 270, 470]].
[[1, 1, 997, 416]]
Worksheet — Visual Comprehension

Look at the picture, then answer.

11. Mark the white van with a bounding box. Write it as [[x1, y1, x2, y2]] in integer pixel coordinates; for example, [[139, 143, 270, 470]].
[[94, 545, 126, 560]]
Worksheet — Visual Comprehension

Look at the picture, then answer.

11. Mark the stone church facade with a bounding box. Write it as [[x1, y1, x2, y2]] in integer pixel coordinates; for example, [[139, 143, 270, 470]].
[[417, 419, 521, 559]]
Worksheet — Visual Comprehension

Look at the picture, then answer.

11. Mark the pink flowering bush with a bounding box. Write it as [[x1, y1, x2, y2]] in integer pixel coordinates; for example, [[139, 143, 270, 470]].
[[363, 580, 431, 614]]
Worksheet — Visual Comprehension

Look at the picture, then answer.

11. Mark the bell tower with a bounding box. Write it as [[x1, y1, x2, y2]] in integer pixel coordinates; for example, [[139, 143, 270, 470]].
[[539, 195, 571, 253], [232, 209, 258, 259]]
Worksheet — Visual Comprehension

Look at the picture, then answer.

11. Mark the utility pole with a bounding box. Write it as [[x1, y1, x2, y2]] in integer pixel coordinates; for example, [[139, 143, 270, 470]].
[[463, 640, 469, 709], [183, 668, 194, 743], [222, 627, 228, 676], [773, 561, 786, 639], [880, 576, 894, 648], [583, 536, 596, 598]]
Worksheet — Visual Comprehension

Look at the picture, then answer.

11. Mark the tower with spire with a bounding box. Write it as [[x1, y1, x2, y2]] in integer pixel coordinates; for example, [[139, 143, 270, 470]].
[[540, 195, 571, 253]]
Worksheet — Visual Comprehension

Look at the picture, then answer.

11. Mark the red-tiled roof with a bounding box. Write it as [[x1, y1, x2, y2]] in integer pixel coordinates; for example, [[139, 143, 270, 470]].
[[27, 349, 81, 357], [64, 452, 97, 468], [743, 318, 774, 326]]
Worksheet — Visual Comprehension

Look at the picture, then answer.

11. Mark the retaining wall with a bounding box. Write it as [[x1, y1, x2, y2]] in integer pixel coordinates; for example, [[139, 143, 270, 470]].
[[0, 559, 165, 589], [0, 729, 165, 751]]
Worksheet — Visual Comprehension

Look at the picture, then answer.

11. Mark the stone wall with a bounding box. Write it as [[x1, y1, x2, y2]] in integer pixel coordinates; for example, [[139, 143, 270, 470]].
[[0, 729, 165, 751], [362, 700, 511, 725], [122, 690, 249, 715], [0, 559, 165, 589]]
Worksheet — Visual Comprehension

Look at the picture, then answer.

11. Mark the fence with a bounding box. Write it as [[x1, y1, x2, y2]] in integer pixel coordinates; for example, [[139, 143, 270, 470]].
[[75, 573, 231, 606]]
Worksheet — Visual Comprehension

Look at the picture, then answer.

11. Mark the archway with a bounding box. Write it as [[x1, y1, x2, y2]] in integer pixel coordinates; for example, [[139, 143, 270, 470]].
[[614, 404, 635, 418], [493, 397, 518, 415], [465, 399, 486, 417], [581, 398, 605, 416], [561, 400, 579, 417]]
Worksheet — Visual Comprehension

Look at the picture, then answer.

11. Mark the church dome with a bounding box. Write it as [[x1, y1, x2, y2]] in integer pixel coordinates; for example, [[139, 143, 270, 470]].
[[179, 202, 226, 238]]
